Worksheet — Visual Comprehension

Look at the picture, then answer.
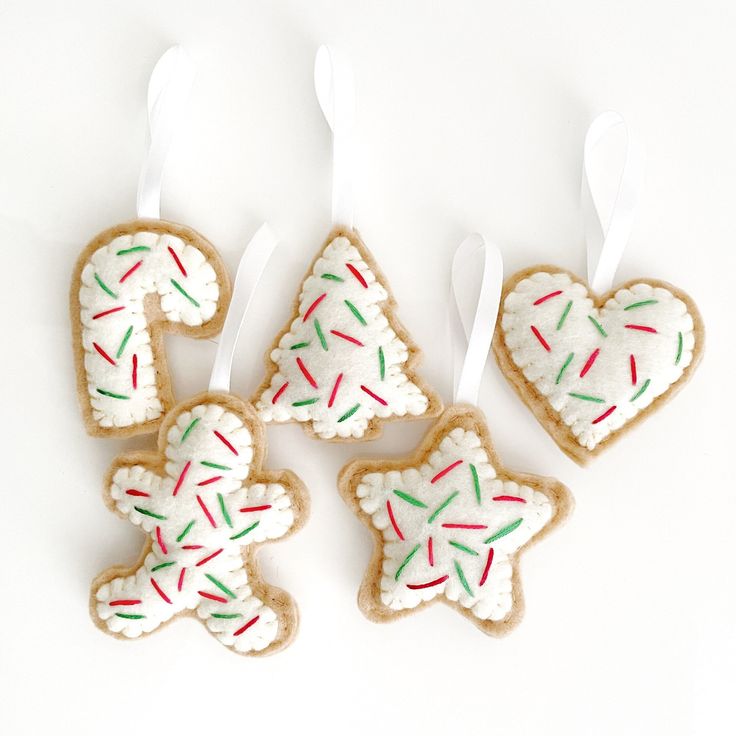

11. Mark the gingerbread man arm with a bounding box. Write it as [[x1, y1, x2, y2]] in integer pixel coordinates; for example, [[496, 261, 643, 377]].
[[107, 460, 168, 528]]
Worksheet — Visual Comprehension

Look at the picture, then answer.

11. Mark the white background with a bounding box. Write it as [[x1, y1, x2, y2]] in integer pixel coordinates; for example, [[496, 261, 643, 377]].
[[1, 1, 733, 734]]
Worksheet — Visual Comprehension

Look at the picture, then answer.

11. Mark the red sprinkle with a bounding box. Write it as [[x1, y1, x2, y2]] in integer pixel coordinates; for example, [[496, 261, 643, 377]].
[[303, 293, 327, 322], [428, 537, 434, 567], [296, 357, 318, 388], [213, 430, 239, 456], [239, 504, 272, 513], [533, 290, 563, 306], [181, 545, 203, 550], [119, 260, 142, 283], [530, 325, 551, 352], [196, 548, 223, 567], [328, 373, 343, 408], [386, 500, 404, 540], [360, 385, 387, 406], [173, 461, 191, 496], [197, 476, 222, 487], [592, 405, 617, 424], [579, 348, 600, 378], [132, 354, 138, 390], [431, 459, 463, 484], [346, 263, 368, 288], [126, 489, 149, 497], [272, 382, 289, 404], [92, 306, 125, 320], [630, 354, 637, 385], [92, 342, 116, 365], [150, 578, 172, 604], [441, 523, 488, 529], [177, 568, 186, 592], [109, 599, 141, 606], [330, 329, 364, 347], [197, 495, 217, 527], [167, 246, 187, 277], [198, 590, 227, 603], [156, 526, 167, 555], [625, 324, 657, 333], [407, 575, 449, 590], [479, 548, 495, 587], [492, 495, 527, 503], [234, 615, 260, 636]]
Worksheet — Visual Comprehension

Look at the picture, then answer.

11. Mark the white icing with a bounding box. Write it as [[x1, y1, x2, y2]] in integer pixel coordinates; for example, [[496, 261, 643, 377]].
[[355, 426, 553, 622], [256, 236, 430, 439], [500, 272, 697, 450], [78, 230, 221, 429], [95, 401, 295, 654]]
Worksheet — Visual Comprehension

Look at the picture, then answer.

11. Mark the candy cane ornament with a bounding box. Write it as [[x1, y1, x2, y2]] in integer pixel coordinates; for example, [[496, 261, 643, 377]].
[[70, 48, 231, 437]]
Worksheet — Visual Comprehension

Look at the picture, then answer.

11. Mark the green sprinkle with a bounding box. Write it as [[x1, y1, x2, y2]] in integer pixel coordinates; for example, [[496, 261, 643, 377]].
[[171, 278, 200, 307], [449, 540, 479, 556], [427, 491, 459, 523], [675, 332, 683, 365], [94, 273, 117, 299], [588, 315, 607, 337], [454, 560, 473, 597], [151, 561, 175, 572], [116, 325, 134, 358], [180, 417, 200, 444], [201, 461, 231, 471], [624, 299, 658, 311], [115, 613, 145, 619], [134, 506, 166, 520], [290, 342, 311, 350], [378, 347, 385, 380], [176, 520, 195, 542], [556, 352, 575, 385], [218, 493, 232, 527], [116, 245, 151, 255], [211, 613, 241, 619], [568, 392, 605, 403], [96, 388, 130, 400], [314, 319, 328, 350], [321, 273, 344, 282], [484, 518, 523, 544], [470, 464, 481, 504], [630, 378, 651, 402], [345, 300, 367, 326], [230, 521, 259, 540], [394, 544, 421, 581], [338, 404, 360, 422], [205, 573, 236, 599], [393, 490, 427, 508], [292, 398, 319, 407], [556, 300, 573, 330]]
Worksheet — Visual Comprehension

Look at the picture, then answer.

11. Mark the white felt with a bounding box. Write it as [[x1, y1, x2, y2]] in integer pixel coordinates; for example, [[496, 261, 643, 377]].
[[256, 236, 429, 439], [95, 401, 295, 654], [78, 230, 221, 429], [500, 271, 697, 450], [355, 425, 553, 622]]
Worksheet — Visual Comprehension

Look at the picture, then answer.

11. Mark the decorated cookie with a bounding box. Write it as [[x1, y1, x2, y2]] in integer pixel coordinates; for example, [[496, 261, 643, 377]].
[[253, 228, 441, 441], [91, 392, 307, 656], [338, 405, 572, 634], [493, 267, 704, 464], [71, 220, 231, 438]]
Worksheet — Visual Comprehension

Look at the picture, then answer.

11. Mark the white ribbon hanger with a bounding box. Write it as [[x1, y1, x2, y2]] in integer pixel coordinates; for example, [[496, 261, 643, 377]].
[[209, 224, 279, 393], [137, 46, 194, 220], [582, 111, 645, 294], [314, 45, 356, 229], [451, 234, 503, 406]]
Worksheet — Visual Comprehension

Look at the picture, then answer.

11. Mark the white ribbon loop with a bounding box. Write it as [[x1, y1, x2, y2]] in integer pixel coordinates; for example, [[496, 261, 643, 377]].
[[136, 46, 193, 220], [582, 111, 644, 294], [451, 234, 503, 406], [209, 224, 279, 393], [314, 45, 355, 229]]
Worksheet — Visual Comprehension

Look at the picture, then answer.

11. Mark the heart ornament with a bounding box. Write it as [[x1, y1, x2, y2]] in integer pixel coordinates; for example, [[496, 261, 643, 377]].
[[493, 267, 704, 464]]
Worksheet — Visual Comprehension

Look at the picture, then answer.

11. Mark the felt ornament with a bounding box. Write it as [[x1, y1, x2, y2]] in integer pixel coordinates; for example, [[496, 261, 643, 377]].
[[339, 235, 572, 635], [252, 47, 441, 440], [70, 47, 231, 438], [493, 112, 704, 464], [91, 226, 310, 656]]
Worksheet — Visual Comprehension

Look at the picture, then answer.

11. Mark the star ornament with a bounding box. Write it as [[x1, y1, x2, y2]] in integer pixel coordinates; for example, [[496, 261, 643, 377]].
[[338, 405, 573, 635]]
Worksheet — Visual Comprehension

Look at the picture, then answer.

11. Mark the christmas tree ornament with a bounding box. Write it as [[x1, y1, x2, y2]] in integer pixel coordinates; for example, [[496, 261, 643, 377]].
[[252, 46, 441, 440], [493, 112, 704, 464], [91, 226, 309, 656], [339, 235, 572, 635], [71, 47, 231, 438]]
